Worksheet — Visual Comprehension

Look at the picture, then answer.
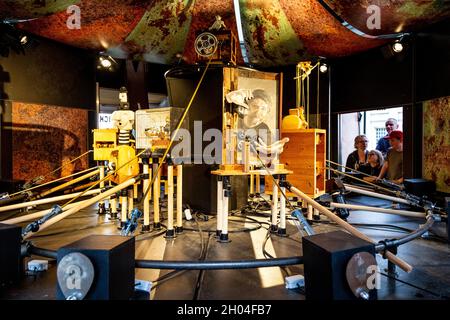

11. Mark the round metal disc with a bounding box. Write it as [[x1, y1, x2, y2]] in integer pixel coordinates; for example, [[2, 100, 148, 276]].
[[57, 252, 95, 300], [194, 32, 218, 57], [345, 251, 377, 299]]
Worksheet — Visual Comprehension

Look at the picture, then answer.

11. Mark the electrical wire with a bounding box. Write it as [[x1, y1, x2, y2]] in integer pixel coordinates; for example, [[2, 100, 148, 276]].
[[261, 228, 292, 277], [380, 272, 449, 300], [150, 208, 207, 293]]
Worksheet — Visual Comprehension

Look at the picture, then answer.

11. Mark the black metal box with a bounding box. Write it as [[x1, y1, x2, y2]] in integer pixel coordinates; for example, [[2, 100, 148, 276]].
[[56, 235, 135, 300], [404, 178, 436, 196], [303, 230, 377, 300], [0, 223, 22, 285]]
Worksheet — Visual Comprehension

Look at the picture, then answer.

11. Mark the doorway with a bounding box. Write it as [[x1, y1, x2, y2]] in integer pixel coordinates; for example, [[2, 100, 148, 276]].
[[338, 107, 403, 166]]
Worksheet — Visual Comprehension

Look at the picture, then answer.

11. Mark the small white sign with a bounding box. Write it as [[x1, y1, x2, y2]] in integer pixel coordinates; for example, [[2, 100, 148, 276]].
[[98, 113, 113, 129]]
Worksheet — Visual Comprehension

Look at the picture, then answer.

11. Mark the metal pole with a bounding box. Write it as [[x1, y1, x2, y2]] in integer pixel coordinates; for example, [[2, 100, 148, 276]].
[[0, 189, 101, 213], [330, 202, 426, 218], [344, 184, 410, 205], [23, 178, 136, 240], [2, 200, 85, 224], [38, 168, 100, 199], [289, 185, 413, 273]]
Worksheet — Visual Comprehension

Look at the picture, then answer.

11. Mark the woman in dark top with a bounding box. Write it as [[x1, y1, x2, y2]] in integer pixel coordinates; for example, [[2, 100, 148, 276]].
[[345, 135, 369, 172]]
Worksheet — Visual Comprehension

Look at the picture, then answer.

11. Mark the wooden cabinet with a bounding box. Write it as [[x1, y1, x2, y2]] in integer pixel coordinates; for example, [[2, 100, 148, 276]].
[[265, 129, 326, 198]]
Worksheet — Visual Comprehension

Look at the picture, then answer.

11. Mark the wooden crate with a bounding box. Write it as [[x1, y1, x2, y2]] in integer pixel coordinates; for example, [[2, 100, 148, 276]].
[[265, 129, 326, 199], [196, 30, 238, 65]]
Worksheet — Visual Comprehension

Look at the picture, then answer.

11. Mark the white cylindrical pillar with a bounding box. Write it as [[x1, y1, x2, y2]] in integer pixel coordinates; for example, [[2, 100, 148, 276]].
[[142, 161, 150, 232], [219, 176, 230, 242], [153, 161, 161, 229], [216, 176, 223, 237], [270, 177, 279, 232], [176, 165, 183, 233], [165, 164, 175, 238]]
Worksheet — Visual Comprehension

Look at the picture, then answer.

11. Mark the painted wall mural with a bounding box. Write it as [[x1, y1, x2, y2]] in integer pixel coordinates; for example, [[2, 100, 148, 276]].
[[423, 96, 450, 193], [0, 0, 446, 66], [10, 102, 89, 182]]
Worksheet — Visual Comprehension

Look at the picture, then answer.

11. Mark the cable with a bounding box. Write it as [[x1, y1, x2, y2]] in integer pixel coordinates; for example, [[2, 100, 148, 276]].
[[151, 208, 208, 293], [261, 229, 292, 277], [193, 233, 213, 300], [380, 272, 449, 300]]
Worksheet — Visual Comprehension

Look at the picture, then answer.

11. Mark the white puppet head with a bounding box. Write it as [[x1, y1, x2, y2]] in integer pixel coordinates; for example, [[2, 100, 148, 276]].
[[111, 110, 135, 131]]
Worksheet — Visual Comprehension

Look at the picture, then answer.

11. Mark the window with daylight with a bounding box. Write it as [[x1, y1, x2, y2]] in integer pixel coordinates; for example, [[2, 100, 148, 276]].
[[375, 127, 386, 141]]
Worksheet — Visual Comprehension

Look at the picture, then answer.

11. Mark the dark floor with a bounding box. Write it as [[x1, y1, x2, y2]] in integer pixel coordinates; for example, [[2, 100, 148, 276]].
[[0, 194, 449, 300]]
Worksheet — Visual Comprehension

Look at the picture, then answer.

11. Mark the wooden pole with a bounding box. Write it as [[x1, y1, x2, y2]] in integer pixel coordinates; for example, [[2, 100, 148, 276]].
[[153, 162, 160, 226], [344, 184, 410, 205], [330, 202, 426, 218], [166, 164, 174, 237], [289, 186, 413, 273], [176, 165, 183, 230], [143, 162, 150, 228], [2, 200, 84, 225], [38, 169, 100, 198], [23, 178, 136, 240], [0, 189, 101, 213]]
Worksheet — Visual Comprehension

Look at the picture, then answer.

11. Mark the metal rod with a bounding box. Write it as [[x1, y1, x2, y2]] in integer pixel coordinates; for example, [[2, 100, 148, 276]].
[[2, 200, 86, 225], [0, 189, 101, 213], [344, 184, 410, 205], [288, 185, 413, 273], [9, 166, 98, 198], [330, 202, 426, 218], [37, 168, 100, 199], [23, 178, 137, 240]]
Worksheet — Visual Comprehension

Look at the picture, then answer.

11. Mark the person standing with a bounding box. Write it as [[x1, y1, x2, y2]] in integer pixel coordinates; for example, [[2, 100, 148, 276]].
[[376, 118, 399, 157], [377, 130, 404, 184], [345, 135, 369, 172]]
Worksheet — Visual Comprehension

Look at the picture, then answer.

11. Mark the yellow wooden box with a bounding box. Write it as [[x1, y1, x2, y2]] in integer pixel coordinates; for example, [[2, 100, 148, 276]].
[[92, 129, 117, 161]]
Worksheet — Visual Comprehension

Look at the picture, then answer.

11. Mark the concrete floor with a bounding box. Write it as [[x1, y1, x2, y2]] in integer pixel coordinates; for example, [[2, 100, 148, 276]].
[[0, 194, 449, 300]]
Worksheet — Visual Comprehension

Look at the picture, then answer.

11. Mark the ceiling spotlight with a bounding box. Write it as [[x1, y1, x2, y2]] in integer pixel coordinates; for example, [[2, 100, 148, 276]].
[[20, 35, 28, 45], [319, 63, 328, 73], [99, 56, 112, 68], [392, 41, 403, 53]]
